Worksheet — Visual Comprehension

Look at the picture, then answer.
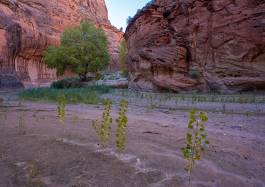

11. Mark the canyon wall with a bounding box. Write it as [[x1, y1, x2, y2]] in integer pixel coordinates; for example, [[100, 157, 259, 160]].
[[125, 0, 265, 93], [0, 0, 123, 88]]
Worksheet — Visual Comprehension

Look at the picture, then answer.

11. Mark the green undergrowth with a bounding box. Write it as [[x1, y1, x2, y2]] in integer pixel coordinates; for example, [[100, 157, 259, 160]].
[[18, 85, 111, 104]]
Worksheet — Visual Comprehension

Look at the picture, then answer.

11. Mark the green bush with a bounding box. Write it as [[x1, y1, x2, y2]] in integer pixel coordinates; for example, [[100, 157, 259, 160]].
[[181, 109, 209, 185], [57, 93, 66, 123], [18, 86, 111, 104], [51, 78, 83, 89], [92, 100, 113, 147], [116, 99, 129, 153]]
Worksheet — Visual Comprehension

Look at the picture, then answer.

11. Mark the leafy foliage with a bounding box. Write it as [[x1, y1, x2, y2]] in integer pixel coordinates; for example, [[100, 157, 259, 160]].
[[57, 94, 66, 123], [19, 86, 110, 104], [27, 162, 39, 178], [181, 109, 210, 184], [118, 39, 128, 77], [44, 21, 109, 81], [92, 100, 113, 147], [126, 0, 155, 26], [116, 99, 129, 153]]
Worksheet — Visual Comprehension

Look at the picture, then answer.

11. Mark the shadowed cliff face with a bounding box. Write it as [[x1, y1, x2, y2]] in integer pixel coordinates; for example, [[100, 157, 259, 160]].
[[125, 0, 265, 93], [0, 0, 123, 88]]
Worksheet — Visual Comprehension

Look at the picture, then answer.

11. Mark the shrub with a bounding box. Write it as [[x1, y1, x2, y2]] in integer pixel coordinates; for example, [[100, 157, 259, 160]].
[[181, 109, 210, 185], [116, 99, 129, 153], [57, 93, 66, 123], [127, 0, 155, 26], [44, 21, 109, 81], [27, 162, 39, 178], [18, 86, 110, 104], [51, 78, 83, 89], [92, 100, 113, 147]]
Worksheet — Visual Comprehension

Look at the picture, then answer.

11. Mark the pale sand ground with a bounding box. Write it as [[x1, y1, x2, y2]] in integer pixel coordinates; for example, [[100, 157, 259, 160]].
[[0, 99, 264, 187]]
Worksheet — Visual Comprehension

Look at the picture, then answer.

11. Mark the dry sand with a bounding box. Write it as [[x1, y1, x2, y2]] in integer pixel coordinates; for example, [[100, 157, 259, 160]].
[[0, 100, 264, 187]]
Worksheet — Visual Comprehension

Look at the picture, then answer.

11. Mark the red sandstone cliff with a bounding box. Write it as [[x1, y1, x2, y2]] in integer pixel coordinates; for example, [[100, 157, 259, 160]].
[[125, 0, 265, 93], [0, 0, 123, 88]]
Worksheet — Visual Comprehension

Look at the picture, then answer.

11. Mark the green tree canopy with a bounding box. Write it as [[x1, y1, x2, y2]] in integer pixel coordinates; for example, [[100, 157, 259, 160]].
[[44, 21, 109, 81]]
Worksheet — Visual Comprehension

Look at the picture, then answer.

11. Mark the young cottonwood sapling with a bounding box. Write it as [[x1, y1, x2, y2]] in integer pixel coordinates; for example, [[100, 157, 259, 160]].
[[181, 109, 210, 185], [116, 99, 129, 153], [92, 100, 113, 147], [57, 93, 66, 123]]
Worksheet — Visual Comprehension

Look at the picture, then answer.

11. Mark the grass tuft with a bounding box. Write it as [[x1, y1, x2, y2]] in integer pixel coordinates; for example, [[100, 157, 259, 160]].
[[18, 85, 111, 104]]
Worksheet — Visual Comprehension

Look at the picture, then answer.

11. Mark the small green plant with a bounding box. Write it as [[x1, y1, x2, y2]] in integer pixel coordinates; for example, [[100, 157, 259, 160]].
[[92, 100, 113, 147], [245, 112, 252, 117], [116, 99, 129, 153], [27, 162, 39, 178], [57, 93, 66, 123], [181, 109, 209, 186]]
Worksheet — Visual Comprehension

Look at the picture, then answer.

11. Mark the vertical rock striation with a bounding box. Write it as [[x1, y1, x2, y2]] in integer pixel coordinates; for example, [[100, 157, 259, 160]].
[[0, 0, 123, 88], [125, 0, 265, 93]]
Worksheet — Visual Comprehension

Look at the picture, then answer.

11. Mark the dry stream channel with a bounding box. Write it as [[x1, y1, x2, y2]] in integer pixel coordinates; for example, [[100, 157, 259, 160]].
[[0, 89, 265, 187]]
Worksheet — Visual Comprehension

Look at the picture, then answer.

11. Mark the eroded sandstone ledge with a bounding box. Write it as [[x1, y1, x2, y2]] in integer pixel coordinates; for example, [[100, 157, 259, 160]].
[[125, 0, 265, 93]]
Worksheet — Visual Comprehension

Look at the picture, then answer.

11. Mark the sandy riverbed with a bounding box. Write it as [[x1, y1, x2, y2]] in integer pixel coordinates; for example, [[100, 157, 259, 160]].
[[0, 99, 264, 187]]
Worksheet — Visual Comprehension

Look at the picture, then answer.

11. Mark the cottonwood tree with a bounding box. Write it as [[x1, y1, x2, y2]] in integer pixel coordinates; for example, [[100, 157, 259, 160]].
[[44, 21, 109, 81]]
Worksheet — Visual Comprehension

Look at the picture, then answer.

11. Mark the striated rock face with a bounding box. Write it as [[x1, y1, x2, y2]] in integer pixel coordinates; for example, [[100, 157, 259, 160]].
[[125, 0, 265, 93], [0, 0, 123, 88], [101, 24, 124, 71]]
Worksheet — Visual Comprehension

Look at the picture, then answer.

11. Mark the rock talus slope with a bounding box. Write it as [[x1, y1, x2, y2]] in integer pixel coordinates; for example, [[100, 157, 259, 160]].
[[125, 0, 265, 92], [0, 0, 123, 88]]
